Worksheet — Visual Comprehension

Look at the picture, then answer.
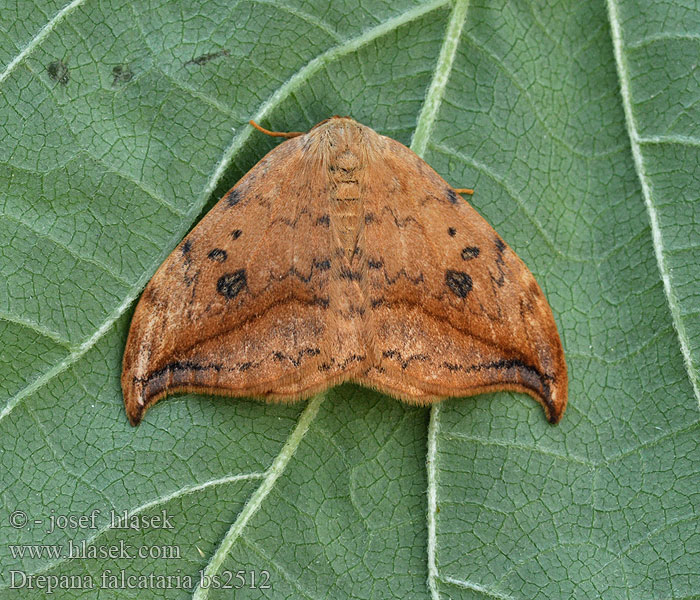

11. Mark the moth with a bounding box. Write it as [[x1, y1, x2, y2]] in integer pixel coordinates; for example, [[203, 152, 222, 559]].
[[122, 117, 567, 425]]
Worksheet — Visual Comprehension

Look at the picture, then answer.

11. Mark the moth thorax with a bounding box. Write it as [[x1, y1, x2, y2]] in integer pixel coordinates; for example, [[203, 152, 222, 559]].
[[329, 148, 363, 261]]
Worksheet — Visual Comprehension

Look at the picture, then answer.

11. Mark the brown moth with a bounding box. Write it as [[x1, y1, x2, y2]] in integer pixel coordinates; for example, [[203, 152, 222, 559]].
[[122, 116, 567, 426]]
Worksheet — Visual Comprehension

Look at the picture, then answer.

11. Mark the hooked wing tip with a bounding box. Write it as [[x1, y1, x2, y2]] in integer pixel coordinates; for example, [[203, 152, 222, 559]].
[[127, 406, 143, 427], [122, 384, 146, 426], [537, 375, 567, 425]]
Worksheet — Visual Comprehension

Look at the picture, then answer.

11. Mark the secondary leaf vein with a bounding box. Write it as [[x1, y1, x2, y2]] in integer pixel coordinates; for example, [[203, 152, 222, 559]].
[[606, 0, 700, 406]]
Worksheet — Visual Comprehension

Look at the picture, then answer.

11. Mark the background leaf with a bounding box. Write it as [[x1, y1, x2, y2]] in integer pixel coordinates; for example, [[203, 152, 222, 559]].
[[1, 0, 698, 599]]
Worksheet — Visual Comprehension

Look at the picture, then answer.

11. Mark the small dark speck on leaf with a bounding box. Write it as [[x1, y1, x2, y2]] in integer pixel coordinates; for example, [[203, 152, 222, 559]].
[[185, 49, 230, 67], [112, 64, 133, 86], [47, 60, 69, 85]]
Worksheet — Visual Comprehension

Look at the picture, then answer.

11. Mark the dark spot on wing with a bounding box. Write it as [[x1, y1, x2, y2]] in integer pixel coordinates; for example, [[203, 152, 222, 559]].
[[217, 270, 246, 299], [208, 248, 227, 262], [143, 360, 222, 383], [447, 189, 458, 205], [317, 354, 365, 372], [272, 347, 321, 367], [180, 240, 196, 282], [316, 214, 330, 226], [365, 213, 375, 224], [314, 258, 331, 271], [368, 259, 383, 269], [340, 267, 362, 281], [492, 236, 507, 287], [461, 246, 480, 260], [226, 189, 241, 207], [382, 349, 430, 370], [231, 229, 242, 240], [445, 270, 472, 298], [313, 296, 330, 308], [448, 227, 457, 237]]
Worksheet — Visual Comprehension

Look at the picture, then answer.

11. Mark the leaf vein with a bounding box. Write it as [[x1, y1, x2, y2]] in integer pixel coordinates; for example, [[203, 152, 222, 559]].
[[0, 471, 266, 586], [2, 211, 132, 288], [606, 0, 700, 406], [442, 430, 595, 467], [193, 394, 325, 600], [239, 537, 320, 600], [411, 0, 470, 156], [0, 309, 70, 347], [441, 575, 516, 600], [0, 0, 88, 86]]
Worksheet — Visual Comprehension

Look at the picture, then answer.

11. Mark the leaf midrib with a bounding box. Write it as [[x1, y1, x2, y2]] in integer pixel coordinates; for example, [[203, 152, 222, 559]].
[[410, 2, 472, 600], [0, 472, 264, 587], [606, 0, 700, 405]]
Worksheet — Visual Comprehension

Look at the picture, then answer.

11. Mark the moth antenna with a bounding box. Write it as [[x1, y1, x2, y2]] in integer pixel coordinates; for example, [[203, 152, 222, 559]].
[[249, 120, 304, 139], [454, 187, 474, 195]]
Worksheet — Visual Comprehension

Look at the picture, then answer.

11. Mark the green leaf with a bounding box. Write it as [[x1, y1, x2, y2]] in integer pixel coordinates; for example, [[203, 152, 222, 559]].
[[1, 0, 698, 598]]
